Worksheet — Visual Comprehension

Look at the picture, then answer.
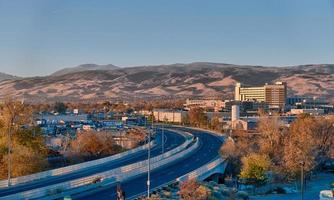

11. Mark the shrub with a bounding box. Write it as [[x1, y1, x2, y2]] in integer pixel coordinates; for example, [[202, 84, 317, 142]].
[[239, 153, 271, 186]]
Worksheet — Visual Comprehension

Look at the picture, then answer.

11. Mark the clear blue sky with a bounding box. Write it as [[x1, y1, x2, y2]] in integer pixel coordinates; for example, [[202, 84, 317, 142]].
[[0, 0, 334, 77]]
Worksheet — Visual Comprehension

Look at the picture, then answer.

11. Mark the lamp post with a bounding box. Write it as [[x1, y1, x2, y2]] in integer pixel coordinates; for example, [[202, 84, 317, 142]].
[[162, 116, 167, 154], [7, 126, 12, 187], [144, 116, 147, 128], [7, 104, 16, 187], [300, 161, 305, 200], [147, 114, 153, 198]]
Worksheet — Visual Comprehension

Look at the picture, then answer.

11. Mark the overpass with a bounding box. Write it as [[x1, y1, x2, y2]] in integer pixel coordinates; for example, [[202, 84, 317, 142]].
[[0, 126, 227, 200], [74, 127, 226, 200]]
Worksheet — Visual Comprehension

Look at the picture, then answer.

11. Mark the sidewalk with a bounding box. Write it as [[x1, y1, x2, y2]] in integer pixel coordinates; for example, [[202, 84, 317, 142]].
[[250, 172, 334, 200]]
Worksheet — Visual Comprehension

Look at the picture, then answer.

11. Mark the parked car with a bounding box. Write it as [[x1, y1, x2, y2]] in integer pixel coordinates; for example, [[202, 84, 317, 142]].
[[319, 190, 334, 200]]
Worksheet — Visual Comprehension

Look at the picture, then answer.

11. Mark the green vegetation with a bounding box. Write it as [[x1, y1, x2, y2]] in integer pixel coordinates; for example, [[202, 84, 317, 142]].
[[239, 153, 271, 186], [221, 113, 334, 190], [0, 100, 48, 179], [54, 102, 67, 114]]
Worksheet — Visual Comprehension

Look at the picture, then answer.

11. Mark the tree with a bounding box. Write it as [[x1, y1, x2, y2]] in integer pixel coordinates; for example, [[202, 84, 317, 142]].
[[283, 115, 317, 176], [221, 133, 258, 176], [220, 137, 237, 160], [239, 153, 271, 186], [210, 116, 221, 131], [54, 102, 67, 114], [0, 100, 48, 179], [125, 128, 146, 144], [283, 115, 334, 176], [112, 103, 128, 113], [0, 144, 47, 178], [220, 137, 242, 176], [312, 116, 334, 166], [69, 131, 123, 161], [257, 113, 285, 165], [179, 179, 210, 200], [188, 107, 207, 128]]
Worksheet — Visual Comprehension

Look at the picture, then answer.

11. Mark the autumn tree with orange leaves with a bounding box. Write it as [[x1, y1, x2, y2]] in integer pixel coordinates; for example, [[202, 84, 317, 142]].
[[178, 179, 211, 200], [69, 131, 124, 161], [0, 100, 48, 179]]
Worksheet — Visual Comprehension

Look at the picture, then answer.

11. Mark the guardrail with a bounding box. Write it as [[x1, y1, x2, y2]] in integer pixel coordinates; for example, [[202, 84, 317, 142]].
[[0, 140, 155, 188], [176, 156, 226, 182], [0, 128, 193, 188], [129, 156, 226, 200], [0, 130, 198, 200], [170, 125, 225, 141]]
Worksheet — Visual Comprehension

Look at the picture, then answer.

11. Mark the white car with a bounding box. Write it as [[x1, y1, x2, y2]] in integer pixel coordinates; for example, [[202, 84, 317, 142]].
[[320, 190, 334, 200]]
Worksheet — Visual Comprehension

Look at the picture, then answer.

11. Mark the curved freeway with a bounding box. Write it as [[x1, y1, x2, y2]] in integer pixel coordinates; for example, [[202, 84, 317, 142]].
[[74, 127, 224, 200], [0, 129, 185, 197]]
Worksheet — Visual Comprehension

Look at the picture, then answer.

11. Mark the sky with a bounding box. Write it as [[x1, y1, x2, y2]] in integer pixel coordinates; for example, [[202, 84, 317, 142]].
[[0, 0, 334, 77]]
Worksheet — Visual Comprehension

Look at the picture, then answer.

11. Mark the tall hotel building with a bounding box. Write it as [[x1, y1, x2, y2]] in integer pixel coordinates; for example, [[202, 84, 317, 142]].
[[235, 82, 287, 109]]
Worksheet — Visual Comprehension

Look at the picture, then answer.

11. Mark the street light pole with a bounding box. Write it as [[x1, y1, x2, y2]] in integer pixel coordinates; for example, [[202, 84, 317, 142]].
[[7, 126, 12, 187], [300, 161, 305, 200], [147, 115, 153, 199], [162, 117, 166, 154], [145, 116, 147, 128], [7, 104, 16, 187]]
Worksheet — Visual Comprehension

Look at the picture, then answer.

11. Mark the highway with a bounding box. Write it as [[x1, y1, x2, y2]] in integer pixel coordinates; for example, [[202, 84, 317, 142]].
[[74, 127, 224, 200], [0, 129, 185, 197]]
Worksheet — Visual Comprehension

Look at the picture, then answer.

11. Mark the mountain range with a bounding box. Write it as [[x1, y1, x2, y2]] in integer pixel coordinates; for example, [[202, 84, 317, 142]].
[[0, 72, 18, 82], [0, 63, 333, 103], [51, 64, 119, 76]]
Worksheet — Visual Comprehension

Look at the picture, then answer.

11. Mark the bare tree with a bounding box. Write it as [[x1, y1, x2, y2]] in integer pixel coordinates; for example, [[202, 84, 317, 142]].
[[188, 107, 207, 128], [257, 113, 286, 165]]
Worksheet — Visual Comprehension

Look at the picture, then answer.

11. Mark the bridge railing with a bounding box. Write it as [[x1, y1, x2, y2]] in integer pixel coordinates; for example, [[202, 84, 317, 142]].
[[0, 131, 198, 200], [0, 140, 155, 188], [176, 156, 226, 182], [130, 156, 226, 200], [0, 128, 193, 188]]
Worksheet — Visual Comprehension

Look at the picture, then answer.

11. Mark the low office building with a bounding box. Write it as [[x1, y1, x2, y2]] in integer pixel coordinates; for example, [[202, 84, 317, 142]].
[[287, 96, 333, 113], [136, 110, 152, 116], [230, 105, 258, 130], [37, 114, 89, 124], [184, 98, 224, 112], [290, 108, 325, 115], [153, 109, 187, 123], [231, 119, 258, 131]]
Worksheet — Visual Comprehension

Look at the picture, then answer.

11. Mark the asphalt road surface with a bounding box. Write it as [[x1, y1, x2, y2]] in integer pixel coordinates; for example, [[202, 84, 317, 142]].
[[74, 127, 224, 200], [0, 129, 185, 197]]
